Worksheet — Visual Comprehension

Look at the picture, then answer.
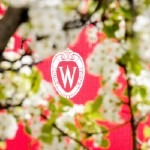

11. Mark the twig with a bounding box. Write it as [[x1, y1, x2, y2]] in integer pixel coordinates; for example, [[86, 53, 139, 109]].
[[41, 115, 88, 150], [128, 0, 135, 14], [127, 81, 137, 150], [63, 0, 104, 30], [53, 123, 89, 150], [125, 0, 136, 39], [81, 120, 130, 135]]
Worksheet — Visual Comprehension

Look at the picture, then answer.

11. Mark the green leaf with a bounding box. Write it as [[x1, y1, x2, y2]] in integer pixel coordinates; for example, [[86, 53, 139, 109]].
[[103, 22, 119, 37], [92, 96, 103, 111], [0, 141, 6, 150], [42, 123, 53, 133], [48, 114, 58, 125], [144, 126, 150, 138], [1, 0, 9, 6], [119, 7, 132, 19], [63, 5, 76, 12], [132, 86, 147, 99], [65, 122, 78, 135], [0, 85, 5, 99], [88, 0, 99, 14], [101, 126, 108, 134], [141, 143, 149, 150], [48, 100, 57, 112], [101, 139, 109, 148], [63, 1, 80, 13], [127, 61, 142, 75], [85, 112, 104, 120], [59, 97, 73, 107], [85, 101, 93, 113], [132, 104, 138, 113], [144, 0, 150, 6], [85, 96, 103, 113], [30, 68, 42, 93], [119, 52, 142, 75], [25, 125, 31, 134], [39, 133, 53, 144]]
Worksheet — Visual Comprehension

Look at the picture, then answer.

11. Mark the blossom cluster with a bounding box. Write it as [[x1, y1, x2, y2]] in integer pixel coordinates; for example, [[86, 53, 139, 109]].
[[16, 0, 82, 60], [86, 39, 126, 123], [133, 8, 150, 63]]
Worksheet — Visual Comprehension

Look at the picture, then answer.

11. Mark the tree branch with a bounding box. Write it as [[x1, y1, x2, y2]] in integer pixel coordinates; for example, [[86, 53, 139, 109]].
[[0, 7, 28, 55], [125, 81, 137, 150], [118, 63, 137, 150]]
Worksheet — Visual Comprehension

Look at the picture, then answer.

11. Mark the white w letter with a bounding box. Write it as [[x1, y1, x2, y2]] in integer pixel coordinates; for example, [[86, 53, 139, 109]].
[[59, 66, 76, 88]]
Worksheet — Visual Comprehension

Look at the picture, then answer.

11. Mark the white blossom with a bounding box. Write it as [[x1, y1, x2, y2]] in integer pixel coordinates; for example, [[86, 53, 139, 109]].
[[66, 28, 81, 45], [21, 55, 33, 65], [39, 80, 58, 100], [18, 6, 68, 59], [0, 61, 11, 69], [31, 32, 67, 59], [56, 104, 84, 133], [36, 0, 62, 7], [133, 8, 150, 63], [42, 137, 77, 150], [7, 0, 62, 7], [0, 114, 18, 140], [30, 116, 44, 138], [12, 61, 22, 70], [0, 71, 29, 106], [8, 0, 35, 7], [141, 138, 150, 150], [115, 20, 126, 39], [86, 26, 98, 43], [100, 89, 122, 123], [19, 66, 32, 76], [6, 37, 15, 50], [137, 104, 150, 116], [17, 3, 82, 59], [129, 69, 150, 116], [11, 80, 57, 121], [133, 9, 150, 32], [28, 7, 64, 36], [138, 32, 150, 63], [2, 51, 21, 62], [93, 133, 103, 147], [129, 70, 150, 88]]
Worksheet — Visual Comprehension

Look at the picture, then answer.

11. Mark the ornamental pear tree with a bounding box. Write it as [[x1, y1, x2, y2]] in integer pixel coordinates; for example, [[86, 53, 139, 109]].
[[0, 0, 150, 150]]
